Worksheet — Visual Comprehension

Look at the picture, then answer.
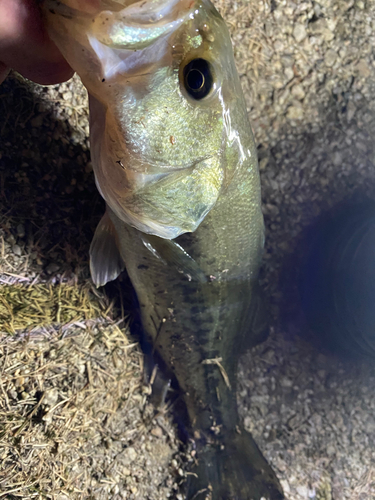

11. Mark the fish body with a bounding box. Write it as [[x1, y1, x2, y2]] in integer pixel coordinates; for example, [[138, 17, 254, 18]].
[[42, 0, 284, 498]]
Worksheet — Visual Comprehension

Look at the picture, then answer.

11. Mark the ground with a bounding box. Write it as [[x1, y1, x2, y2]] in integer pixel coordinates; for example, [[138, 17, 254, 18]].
[[1, 0, 375, 498]]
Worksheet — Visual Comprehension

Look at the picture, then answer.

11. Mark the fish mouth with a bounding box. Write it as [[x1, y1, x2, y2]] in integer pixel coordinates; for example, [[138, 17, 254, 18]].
[[43, 0, 194, 20], [127, 154, 216, 175], [42, 1, 119, 16], [95, 155, 223, 240], [42, 0, 95, 18]]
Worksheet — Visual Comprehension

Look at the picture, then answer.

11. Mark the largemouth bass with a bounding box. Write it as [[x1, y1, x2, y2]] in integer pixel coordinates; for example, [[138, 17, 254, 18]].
[[42, 0, 284, 498]]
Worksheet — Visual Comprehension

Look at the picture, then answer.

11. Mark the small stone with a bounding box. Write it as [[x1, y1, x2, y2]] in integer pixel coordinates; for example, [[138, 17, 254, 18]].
[[31, 115, 43, 128], [7, 234, 16, 245], [274, 40, 284, 52], [280, 480, 291, 494], [297, 485, 309, 497], [280, 377, 293, 388], [291, 84, 306, 100], [12, 244, 22, 256], [339, 46, 347, 59], [322, 28, 334, 42], [272, 79, 284, 90], [16, 224, 25, 238], [151, 426, 163, 438], [43, 389, 59, 407], [120, 446, 137, 465], [46, 262, 60, 274], [324, 49, 337, 67], [287, 105, 304, 120], [284, 67, 294, 82], [356, 59, 371, 78], [62, 91, 73, 101], [282, 56, 294, 68], [293, 23, 307, 43], [327, 444, 336, 456], [347, 101, 356, 122], [29, 251, 37, 261], [8, 387, 17, 399]]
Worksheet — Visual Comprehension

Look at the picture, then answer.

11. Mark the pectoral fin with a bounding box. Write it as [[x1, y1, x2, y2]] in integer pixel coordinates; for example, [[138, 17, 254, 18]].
[[90, 210, 125, 287], [141, 234, 208, 283]]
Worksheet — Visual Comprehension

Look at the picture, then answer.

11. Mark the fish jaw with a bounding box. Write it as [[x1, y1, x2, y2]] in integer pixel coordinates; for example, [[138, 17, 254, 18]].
[[42, 0, 254, 239], [89, 94, 224, 239], [41, 0, 196, 80]]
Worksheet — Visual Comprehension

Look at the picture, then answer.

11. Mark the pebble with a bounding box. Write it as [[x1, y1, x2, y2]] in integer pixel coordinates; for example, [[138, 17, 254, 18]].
[[347, 101, 357, 122], [7, 234, 16, 246], [293, 23, 307, 43], [280, 480, 291, 494], [43, 389, 59, 407], [31, 115, 43, 128], [291, 84, 305, 100], [324, 49, 337, 67], [284, 67, 295, 82], [332, 152, 343, 166], [120, 447, 138, 465], [274, 40, 284, 52], [16, 224, 25, 238], [356, 59, 371, 78], [296, 485, 309, 497], [62, 91, 73, 101], [46, 262, 60, 274], [12, 244, 22, 256], [326, 444, 336, 456], [287, 105, 304, 120], [151, 426, 163, 438]]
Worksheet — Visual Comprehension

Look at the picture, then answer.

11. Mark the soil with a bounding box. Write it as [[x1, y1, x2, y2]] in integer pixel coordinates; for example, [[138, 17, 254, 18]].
[[1, 0, 375, 499]]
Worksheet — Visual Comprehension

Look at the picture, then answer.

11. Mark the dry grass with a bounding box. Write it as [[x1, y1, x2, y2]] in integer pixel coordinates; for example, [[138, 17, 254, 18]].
[[0, 283, 109, 334], [353, 468, 375, 500], [0, 323, 148, 499]]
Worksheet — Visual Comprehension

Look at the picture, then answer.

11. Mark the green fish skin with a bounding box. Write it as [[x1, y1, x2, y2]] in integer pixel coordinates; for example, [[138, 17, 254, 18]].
[[42, 0, 285, 498], [104, 177, 284, 499]]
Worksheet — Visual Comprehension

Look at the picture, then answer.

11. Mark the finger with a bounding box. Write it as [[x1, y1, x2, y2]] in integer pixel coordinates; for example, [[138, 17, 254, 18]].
[[0, 0, 74, 84]]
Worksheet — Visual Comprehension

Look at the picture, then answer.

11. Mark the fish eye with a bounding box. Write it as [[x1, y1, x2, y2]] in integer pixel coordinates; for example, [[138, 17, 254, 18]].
[[182, 58, 213, 100]]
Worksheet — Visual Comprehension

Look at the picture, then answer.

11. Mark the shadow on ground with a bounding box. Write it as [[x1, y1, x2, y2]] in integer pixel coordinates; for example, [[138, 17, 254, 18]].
[[0, 75, 104, 280]]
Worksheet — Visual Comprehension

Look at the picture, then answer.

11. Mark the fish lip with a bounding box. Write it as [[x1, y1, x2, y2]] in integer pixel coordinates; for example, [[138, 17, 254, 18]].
[[140, 154, 216, 174], [94, 153, 222, 239], [42, 0, 90, 18]]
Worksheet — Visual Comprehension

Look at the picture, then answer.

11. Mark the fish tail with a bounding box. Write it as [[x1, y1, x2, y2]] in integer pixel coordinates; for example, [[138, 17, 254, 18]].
[[185, 428, 284, 500]]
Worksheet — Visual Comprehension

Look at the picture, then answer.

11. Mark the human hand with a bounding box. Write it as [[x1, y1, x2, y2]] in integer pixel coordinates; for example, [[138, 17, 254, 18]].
[[0, 0, 74, 85]]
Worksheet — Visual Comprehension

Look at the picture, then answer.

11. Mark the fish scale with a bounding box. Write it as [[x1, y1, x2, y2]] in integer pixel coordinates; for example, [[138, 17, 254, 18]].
[[42, 0, 285, 497]]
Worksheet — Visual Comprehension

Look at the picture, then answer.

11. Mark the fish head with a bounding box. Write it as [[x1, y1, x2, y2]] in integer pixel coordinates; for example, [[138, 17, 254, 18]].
[[42, 0, 251, 238]]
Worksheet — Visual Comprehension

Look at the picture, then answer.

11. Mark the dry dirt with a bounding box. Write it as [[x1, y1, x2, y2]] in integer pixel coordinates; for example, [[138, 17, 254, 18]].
[[1, 0, 375, 499]]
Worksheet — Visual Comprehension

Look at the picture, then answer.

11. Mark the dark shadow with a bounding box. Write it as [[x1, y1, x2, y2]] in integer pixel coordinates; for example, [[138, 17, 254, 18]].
[[0, 74, 104, 280], [279, 194, 375, 360]]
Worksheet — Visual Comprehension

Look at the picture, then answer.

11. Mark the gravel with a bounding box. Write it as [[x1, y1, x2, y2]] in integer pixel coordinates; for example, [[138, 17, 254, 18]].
[[1, 0, 375, 498]]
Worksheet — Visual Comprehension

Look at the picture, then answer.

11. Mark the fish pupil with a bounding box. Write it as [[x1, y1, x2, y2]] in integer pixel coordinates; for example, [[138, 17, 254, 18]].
[[183, 58, 213, 100], [187, 69, 204, 91]]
